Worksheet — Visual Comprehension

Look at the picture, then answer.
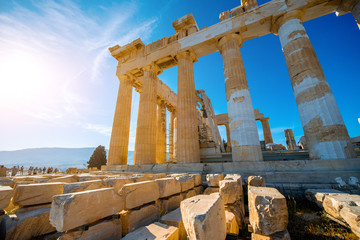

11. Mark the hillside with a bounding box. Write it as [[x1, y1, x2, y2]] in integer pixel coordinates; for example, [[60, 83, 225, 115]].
[[0, 148, 135, 170]]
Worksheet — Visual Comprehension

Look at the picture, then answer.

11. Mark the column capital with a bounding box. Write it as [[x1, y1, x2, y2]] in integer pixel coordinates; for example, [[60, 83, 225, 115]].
[[260, 117, 270, 123], [217, 33, 242, 53], [142, 63, 162, 75], [117, 73, 130, 82], [271, 9, 304, 34], [174, 49, 198, 63]]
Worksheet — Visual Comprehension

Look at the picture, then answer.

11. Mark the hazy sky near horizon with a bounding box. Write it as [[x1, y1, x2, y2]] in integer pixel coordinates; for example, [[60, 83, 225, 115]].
[[0, 0, 359, 151]]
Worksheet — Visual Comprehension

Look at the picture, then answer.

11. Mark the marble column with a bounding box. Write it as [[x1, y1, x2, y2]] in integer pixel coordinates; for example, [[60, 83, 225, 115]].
[[260, 118, 273, 144], [156, 100, 167, 164], [134, 64, 161, 164], [225, 123, 232, 152], [168, 110, 176, 160], [107, 74, 133, 166], [274, 10, 356, 159], [218, 34, 263, 161], [173, 116, 177, 160], [176, 50, 200, 163]]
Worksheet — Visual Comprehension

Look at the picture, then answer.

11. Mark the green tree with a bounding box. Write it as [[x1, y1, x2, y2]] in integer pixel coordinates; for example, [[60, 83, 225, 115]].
[[87, 145, 107, 169]]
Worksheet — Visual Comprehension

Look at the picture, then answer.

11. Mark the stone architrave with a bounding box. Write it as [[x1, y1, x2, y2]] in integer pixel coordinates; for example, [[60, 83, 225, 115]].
[[248, 187, 288, 235], [63, 180, 107, 194], [176, 50, 200, 163], [180, 193, 226, 240], [49, 188, 123, 232], [274, 10, 356, 160], [108, 74, 133, 165], [134, 64, 161, 164], [155, 177, 181, 198], [218, 33, 263, 162], [156, 100, 167, 164], [121, 181, 160, 209], [13, 183, 64, 207]]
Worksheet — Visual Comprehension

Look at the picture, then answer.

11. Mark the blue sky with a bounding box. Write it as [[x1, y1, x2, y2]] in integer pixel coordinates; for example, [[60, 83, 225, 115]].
[[0, 0, 359, 151]]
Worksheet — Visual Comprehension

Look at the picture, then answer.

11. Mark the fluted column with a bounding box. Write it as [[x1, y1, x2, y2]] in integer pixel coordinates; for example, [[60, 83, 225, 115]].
[[174, 116, 177, 160], [260, 118, 273, 144], [134, 64, 161, 164], [176, 50, 200, 163], [107, 74, 133, 166], [218, 34, 263, 161], [156, 100, 167, 164], [274, 10, 356, 159], [169, 110, 176, 160], [225, 123, 232, 152]]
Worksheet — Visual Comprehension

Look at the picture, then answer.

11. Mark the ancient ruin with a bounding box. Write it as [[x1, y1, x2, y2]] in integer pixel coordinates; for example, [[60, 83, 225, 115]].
[[1, 0, 360, 239]]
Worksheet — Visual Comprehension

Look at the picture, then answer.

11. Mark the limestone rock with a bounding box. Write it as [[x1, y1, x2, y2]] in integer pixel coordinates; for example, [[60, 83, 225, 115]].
[[247, 176, 265, 187], [50, 188, 123, 232], [175, 175, 195, 192], [194, 186, 204, 195], [157, 194, 183, 215], [249, 187, 288, 235], [0, 178, 14, 188], [103, 177, 134, 192], [160, 208, 187, 240], [16, 203, 52, 214], [77, 175, 99, 182], [219, 179, 241, 204], [47, 175, 78, 183], [323, 193, 360, 219], [203, 187, 219, 195], [305, 189, 343, 208], [59, 219, 122, 240], [13, 182, 64, 207], [121, 204, 160, 235], [180, 193, 226, 240], [1, 206, 55, 240], [225, 211, 239, 235], [0, 186, 13, 209], [156, 177, 182, 198], [190, 174, 202, 186], [63, 180, 106, 194], [224, 200, 245, 230], [251, 229, 291, 240], [340, 206, 360, 237], [121, 181, 160, 209], [206, 173, 224, 187], [121, 222, 179, 240], [225, 174, 242, 183], [182, 189, 196, 200]]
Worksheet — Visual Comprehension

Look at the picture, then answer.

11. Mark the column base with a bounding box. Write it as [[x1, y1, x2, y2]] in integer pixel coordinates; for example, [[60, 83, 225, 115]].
[[232, 145, 263, 161]]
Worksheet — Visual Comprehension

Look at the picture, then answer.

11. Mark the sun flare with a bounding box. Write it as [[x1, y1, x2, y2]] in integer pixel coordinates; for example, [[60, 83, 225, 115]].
[[0, 51, 50, 103]]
